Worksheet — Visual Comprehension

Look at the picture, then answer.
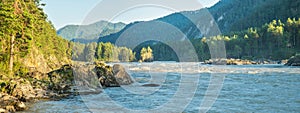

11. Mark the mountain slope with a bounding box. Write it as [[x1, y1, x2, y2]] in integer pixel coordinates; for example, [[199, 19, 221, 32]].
[[97, 13, 202, 44], [98, 0, 300, 43], [211, 0, 300, 32], [57, 21, 126, 41]]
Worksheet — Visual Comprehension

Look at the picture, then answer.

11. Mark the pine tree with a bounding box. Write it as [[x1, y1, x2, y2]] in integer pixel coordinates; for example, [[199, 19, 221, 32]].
[[0, 0, 71, 76], [0, 0, 33, 75]]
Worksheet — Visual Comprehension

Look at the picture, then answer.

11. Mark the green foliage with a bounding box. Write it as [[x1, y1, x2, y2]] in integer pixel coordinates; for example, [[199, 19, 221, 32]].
[[93, 0, 299, 62], [227, 0, 300, 32], [72, 42, 85, 61], [84, 42, 97, 62], [233, 45, 242, 58], [118, 47, 135, 62], [0, 0, 71, 77], [72, 42, 136, 62], [140, 46, 153, 62], [130, 18, 300, 62], [202, 18, 300, 60], [13, 62, 29, 76]]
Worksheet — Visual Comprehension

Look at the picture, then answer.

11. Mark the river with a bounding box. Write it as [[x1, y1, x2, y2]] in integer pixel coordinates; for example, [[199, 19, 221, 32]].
[[22, 62, 300, 113]]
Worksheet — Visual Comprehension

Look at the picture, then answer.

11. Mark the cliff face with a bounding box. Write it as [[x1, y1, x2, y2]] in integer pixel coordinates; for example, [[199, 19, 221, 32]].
[[22, 46, 71, 73]]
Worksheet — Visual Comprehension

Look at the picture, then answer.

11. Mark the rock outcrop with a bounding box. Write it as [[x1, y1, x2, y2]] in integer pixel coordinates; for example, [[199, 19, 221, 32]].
[[285, 55, 300, 66], [0, 64, 74, 112], [48, 64, 74, 94], [95, 62, 120, 87], [0, 89, 28, 112], [72, 63, 102, 95], [142, 84, 160, 87], [112, 64, 133, 85], [204, 58, 276, 65], [226, 59, 258, 65], [0, 62, 135, 112], [205, 59, 257, 65], [204, 59, 227, 65], [95, 62, 134, 87], [7, 79, 36, 101]]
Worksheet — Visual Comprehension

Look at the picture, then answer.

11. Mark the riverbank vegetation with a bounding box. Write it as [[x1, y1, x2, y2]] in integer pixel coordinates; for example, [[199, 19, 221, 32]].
[[72, 42, 136, 62], [201, 18, 300, 61], [134, 18, 300, 62]]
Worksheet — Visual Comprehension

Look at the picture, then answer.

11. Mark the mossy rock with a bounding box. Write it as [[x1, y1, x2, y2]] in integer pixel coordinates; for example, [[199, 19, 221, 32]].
[[0, 80, 9, 93], [0, 92, 27, 112], [95, 64, 119, 87], [0, 78, 35, 102], [94, 61, 106, 67], [48, 64, 74, 93]]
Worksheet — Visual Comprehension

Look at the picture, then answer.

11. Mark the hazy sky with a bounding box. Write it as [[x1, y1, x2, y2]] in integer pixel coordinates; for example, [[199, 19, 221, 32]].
[[42, 0, 220, 29]]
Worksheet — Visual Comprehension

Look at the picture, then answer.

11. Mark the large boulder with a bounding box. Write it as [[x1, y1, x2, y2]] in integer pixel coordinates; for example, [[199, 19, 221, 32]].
[[0, 92, 27, 112], [48, 64, 74, 94], [7, 79, 35, 102], [95, 63, 134, 87], [285, 55, 300, 66], [112, 64, 134, 85], [95, 62, 120, 87], [0, 64, 77, 112], [71, 64, 102, 95]]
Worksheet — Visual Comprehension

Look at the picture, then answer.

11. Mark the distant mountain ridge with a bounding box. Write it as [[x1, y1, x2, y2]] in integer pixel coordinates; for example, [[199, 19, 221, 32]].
[[57, 21, 126, 41], [97, 13, 203, 44]]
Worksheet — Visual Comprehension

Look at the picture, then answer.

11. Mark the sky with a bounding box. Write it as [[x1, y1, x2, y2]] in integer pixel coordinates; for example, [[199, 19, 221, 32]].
[[42, 0, 220, 29]]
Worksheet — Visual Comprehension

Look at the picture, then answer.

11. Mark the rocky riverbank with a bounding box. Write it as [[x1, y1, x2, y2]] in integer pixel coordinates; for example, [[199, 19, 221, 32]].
[[0, 64, 73, 112], [204, 58, 285, 65], [285, 54, 300, 66], [203, 55, 300, 66], [0, 62, 133, 112]]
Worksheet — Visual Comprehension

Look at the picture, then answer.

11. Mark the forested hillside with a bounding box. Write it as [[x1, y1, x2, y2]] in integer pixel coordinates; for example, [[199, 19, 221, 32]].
[[201, 18, 300, 60], [96, 0, 300, 61], [0, 0, 71, 76], [210, 0, 300, 32], [55, 0, 300, 62], [72, 42, 135, 62], [99, 0, 300, 43]]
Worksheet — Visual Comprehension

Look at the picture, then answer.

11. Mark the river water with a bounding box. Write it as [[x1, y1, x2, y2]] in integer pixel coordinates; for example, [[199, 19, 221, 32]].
[[23, 62, 300, 113]]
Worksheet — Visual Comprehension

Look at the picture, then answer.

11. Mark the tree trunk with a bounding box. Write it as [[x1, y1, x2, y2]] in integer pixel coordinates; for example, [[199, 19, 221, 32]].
[[294, 29, 296, 47], [9, 35, 15, 74]]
